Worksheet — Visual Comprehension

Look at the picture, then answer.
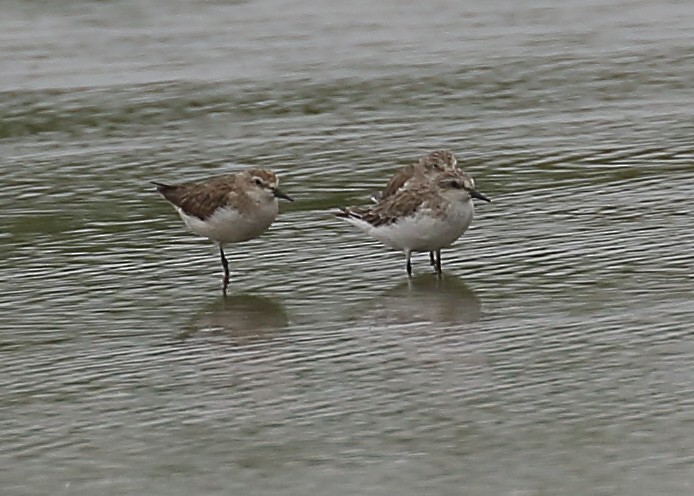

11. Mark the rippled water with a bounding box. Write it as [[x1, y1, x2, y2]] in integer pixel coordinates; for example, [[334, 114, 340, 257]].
[[2, 0, 693, 494]]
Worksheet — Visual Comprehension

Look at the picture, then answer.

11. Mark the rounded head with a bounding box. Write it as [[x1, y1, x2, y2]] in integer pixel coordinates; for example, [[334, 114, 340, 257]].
[[242, 168, 293, 202], [418, 150, 458, 172], [435, 170, 491, 203]]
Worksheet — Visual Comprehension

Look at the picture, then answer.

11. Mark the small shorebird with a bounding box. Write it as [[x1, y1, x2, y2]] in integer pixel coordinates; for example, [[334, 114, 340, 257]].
[[371, 149, 459, 266], [153, 168, 292, 294], [338, 169, 490, 276]]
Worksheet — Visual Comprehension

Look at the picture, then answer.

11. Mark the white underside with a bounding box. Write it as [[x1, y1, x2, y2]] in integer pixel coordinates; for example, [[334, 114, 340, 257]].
[[177, 201, 279, 245], [344, 200, 475, 253]]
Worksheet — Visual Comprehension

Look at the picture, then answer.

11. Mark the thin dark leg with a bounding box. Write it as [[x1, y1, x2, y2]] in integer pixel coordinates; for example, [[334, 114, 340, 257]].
[[434, 250, 442, 276], [406, 250, 412, 277], [219, 244, 230, 295], [429, 251, 435, 266]]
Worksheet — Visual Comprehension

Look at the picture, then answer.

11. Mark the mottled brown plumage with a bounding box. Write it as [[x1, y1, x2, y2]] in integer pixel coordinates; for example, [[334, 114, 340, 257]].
[[153, 168, 280, 220], [377, 150, 458, 201], [342, 188, 431, 227], [341, 169, 478, 227]]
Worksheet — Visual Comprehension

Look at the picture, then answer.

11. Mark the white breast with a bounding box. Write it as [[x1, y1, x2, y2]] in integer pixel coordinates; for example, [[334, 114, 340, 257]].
[[177, 200, 279, 245], [369, 200, 475, 253]]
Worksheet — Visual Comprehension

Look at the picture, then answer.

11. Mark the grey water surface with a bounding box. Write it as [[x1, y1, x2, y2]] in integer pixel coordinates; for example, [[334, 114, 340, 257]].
[[1, 0, 693, 494]]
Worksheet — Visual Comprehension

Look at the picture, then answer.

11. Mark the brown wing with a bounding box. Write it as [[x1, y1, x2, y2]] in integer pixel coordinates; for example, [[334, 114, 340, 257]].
[[361, 185, 428, 227], [154, 175, 238, 220], [379, 163, 419, 200]]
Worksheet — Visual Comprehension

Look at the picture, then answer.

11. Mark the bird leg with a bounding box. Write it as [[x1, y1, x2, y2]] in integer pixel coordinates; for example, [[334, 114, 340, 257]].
[[434, 250, 442, 276], [406, 250, 413, 277], [219, 244, 230, 295], [429, 251, 435, 266]]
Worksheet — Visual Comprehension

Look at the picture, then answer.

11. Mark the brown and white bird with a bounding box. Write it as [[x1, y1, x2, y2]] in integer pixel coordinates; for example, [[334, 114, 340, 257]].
[[153, 168, 292, 294], [339, 169, 490, 277], [371, 149, 460, 266]]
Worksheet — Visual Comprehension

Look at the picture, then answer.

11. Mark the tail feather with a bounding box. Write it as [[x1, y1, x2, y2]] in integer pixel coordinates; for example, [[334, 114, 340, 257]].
[[335, 207, 358, 219], [152, 182, 182, 205], [337, 206, 372, 220], [152, 181, 173, 194]]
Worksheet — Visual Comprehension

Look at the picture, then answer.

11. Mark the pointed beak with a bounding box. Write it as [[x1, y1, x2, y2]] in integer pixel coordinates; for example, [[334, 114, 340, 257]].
[[470, 189, 491, 203], [272, 187, 293, 202]]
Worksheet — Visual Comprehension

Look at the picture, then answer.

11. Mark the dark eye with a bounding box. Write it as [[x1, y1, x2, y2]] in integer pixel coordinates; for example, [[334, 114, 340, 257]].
[[254, 178, 263, 186], [450, 181, 462, 189]]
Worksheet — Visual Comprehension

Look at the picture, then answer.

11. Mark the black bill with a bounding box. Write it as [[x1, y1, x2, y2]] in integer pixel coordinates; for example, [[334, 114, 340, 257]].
[[470, 189, 491, 202], [273, 187, 294, 201]]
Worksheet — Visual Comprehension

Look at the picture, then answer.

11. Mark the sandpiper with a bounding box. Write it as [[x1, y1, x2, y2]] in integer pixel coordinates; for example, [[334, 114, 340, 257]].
[[153, 168, 292, 294], [371, 150, 459, 266], [338, 169, 490, 276]]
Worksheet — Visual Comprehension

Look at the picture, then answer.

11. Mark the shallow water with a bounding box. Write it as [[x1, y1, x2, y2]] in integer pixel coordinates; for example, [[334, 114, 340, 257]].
[[2, 0, 693, 494]]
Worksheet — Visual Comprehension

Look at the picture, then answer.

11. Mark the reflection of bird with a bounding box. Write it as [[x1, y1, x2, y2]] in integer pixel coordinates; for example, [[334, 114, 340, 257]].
[[338, 169, 491, 276], [179, 294, 288, 344], [153, 168, 293, 295], [359, 274, 482, 325]]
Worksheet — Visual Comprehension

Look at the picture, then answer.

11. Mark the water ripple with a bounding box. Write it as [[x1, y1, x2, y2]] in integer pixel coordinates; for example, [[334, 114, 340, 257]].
[[2, 0, 694, 493]]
